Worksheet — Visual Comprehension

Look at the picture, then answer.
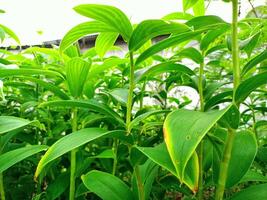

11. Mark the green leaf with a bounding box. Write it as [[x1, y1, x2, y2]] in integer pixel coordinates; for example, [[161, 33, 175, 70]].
[[129, 110, 170, 131], [162, 12, 194, 21], [163, 107, 229, 181], [183, 0, 199, 11], [0, 145, 47, 173], [226, 130, 257, 188], [227, 183, 267, 200], [0, 24, 20, 44], [193, 0, 205, 16], [108, 88, 128, 106], [129, 19, 190, 51], [0, 69, 64, 79], [242, 32, 261, 57], [218, 104, 240, 129], [241, 50, 267, 76], [24, 77, 70, 100], [0, 116, 36, 135], [89, 58, 128, 77], [135, 62, 194, 83], [174, 47, 203, 64], [135, 31, 202, 65], [46, 172, 69, 200], [186, 15, 227, 30], [95, 32, 119, 58], [200, 24, 230, 51], [60, 21, 116, 52], [240, 170, 267, 183], [136, 143, 199, 192], [235, 72, 267, 103], [82, 170, 134, 200], [66, 57, 91, 98], [39, 100, 125, 126], [74, 4, 132, 41], [35, 128, 123, 178]]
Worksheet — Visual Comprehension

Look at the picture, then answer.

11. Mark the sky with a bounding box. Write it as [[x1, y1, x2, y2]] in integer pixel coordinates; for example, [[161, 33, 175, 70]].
[[0, 0, 265, 46]]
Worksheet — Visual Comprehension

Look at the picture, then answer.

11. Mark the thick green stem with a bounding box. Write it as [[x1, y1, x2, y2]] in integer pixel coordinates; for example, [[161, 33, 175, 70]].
[[215, 1, 240, 199], [0, 173, 5, 200], [197, 62, 204, 200], [126, 52, 135, 133], [134, 166, 145, 200], [232, 0, 240, 97], [215, 129, 235, 200], [69, 108, 78, 200]]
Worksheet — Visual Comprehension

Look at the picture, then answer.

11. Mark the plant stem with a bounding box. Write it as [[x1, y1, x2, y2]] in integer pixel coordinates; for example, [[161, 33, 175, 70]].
[[232, 0, 240, 97], [215, 129, 235, 200], [126, 52, 135, 133], [197, 62, 204, 200], [112, 139, 118, 175], [0, 173, 5, 200], [69, 108, 78, 200], [215, 1, 240, 199], [134, 166, 145, 200]]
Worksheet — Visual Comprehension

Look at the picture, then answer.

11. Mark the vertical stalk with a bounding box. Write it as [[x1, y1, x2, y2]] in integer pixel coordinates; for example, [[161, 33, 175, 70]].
[[69, 108, 78, 200], [126, 52, 135, 133], [112, 139, 118, 175], [215, 129, 235, 200], [215, 1, 239, 199], [134, 166, 145, 200], [197, 62, 204, 200], [0, 173, 5, 200]]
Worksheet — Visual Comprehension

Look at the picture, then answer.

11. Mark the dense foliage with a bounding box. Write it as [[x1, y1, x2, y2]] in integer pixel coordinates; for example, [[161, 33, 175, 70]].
[[0, 0, 267, 200]]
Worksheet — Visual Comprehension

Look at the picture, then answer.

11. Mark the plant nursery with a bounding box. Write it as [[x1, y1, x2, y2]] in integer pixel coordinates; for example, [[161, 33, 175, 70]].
[[0, 0, 267, 199]]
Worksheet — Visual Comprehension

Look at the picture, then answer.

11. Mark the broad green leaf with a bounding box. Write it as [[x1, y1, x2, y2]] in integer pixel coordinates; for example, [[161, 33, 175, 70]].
[[0, 116, 36, 134], [0, 24, 20, 44], [60, 21, 116, 52], [46, 172, 69, 200], [129, 110, 170, 131], [227, 183, 267, 200], [24, 77, 70, 100], [108, 88, 128, 106], [218, 104, 240, 129], [82, 170, 134, 200], [89, 149, 114, 159], [95, 32, 119, 58], [39, 100, 125, 126], [0, 145, 47, 173], [132, 160, 159, 200], [74, 4, 132, 41], [240, 170, 267, 184], [235, 72, 267, 103], [35, 128, 123, 178], [242, 32, 261, 57], [204, 90, 233, 111], [226, 130, 257, 188], [241, 50, 267, 76], [174, 47, 203, 64], [163, 107, 229, 181], [186, 15, 227, 30], [200, 24, 230, 51], [66, 57, 91, 98], [89, 58, 128, 77], [183, 0, 198, 11], [135, 31, 202, 65], [129, 19, 190, 51], [136, 143, 199, 192], [193, 0, 205, 16], [134, 62, 194, 83], [162, 12, 194, 21], [0, 69, 64, 79]]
